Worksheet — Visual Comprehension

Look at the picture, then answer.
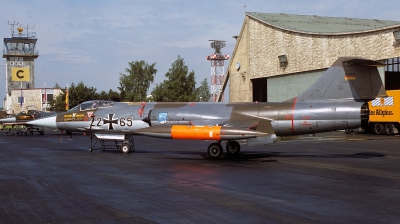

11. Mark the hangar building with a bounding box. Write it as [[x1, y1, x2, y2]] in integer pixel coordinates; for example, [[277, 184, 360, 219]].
[[223, 13, 400, 102]]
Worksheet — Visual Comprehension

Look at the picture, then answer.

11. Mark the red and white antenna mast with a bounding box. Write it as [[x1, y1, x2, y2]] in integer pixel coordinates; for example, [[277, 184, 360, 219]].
[[206, 40, 229, 102]]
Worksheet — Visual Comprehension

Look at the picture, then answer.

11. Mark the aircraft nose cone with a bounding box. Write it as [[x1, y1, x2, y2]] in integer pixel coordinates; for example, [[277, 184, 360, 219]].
[[27, 116, 58, 129], [0, 117, 16, 123]]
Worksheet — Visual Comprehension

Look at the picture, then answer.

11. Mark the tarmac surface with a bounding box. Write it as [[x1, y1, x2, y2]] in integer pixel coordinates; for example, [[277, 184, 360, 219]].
[[1, 130, 400, 223]]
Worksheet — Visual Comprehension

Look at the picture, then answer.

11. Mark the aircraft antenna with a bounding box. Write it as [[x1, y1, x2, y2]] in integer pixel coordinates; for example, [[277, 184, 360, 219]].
[[206, 40, 229, 102]]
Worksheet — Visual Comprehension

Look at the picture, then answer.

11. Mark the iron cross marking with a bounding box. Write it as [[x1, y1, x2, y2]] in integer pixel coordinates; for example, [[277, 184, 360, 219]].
[[103, 114, 118, 130]]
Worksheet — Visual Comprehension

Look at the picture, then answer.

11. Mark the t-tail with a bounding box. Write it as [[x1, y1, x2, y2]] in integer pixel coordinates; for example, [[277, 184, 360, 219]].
[[294, 57, 387, 102]]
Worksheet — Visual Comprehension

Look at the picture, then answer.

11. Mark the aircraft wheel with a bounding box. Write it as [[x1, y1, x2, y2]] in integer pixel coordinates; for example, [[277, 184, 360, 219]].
[[373, 123, 385, 135], [226, 141, 241, 155], [89, 148, 93, 152], [345, 128, 353, 134], [208, 143, 223, 157], [121, 144, 130, 154], [385, 123, 395, 136]]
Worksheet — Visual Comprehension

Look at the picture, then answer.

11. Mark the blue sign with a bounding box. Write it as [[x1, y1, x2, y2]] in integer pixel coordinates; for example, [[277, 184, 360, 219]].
[[158, 112, 168, 124]]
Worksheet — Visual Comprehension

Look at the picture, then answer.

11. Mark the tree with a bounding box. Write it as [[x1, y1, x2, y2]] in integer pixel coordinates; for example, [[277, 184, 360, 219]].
[[97, 90, 109, 101], [96, 89, 120, 101], [151, 56, 197, 102], [68, 82, 98, 107], [197, 78, 211, 102], [54, 83, 61, 89], [48, 82, 98, 111], [151, 82, 167, 102], [118, 60, 157, 102], [107, 89, 120, 101], [48, 90, 67, 112]]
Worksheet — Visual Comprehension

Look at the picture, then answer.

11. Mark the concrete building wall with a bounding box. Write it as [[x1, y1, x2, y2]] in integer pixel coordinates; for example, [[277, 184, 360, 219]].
[[9, 88, 62, 114], [229, 15, 400, 102], [248, 18, 400, 78], [229, 19, 253, 102]]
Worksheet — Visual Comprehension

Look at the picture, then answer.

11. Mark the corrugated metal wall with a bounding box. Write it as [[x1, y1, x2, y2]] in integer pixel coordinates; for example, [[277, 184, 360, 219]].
[[267, 70, 324, 102]]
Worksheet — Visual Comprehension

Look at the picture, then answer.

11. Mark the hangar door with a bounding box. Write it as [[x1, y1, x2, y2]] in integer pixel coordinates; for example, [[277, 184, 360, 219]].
[[252, 77, 268, 102], [385, 57, 400, 90], [252, 70, 324, 102]]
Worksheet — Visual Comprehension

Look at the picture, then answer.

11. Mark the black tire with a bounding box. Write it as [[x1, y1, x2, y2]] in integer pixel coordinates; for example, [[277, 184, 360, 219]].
[[208, 143, 223, 157], [121, 144, 130, 154], [373, 123, 385, 135], [226, 141, 241, 155], [385, 123, 394, 136], [345, 128, 353, 134]]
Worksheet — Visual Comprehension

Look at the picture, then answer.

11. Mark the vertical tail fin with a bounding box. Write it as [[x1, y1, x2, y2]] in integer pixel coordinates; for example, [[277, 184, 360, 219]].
[[295, 57, 387, 101]]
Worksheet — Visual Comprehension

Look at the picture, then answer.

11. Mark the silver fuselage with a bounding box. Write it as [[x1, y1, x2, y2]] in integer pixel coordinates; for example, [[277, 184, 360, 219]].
[[48, 99, 363, 136]]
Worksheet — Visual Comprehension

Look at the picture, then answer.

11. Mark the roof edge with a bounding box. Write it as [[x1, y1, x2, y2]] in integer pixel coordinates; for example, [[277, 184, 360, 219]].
[[246, 13, 400, 36]]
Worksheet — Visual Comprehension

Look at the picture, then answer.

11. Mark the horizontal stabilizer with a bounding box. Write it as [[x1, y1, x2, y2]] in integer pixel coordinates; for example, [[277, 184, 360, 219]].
[[255, 119, 275, 134], [344, 59, 386, 67], [247, 120, 277, 146]]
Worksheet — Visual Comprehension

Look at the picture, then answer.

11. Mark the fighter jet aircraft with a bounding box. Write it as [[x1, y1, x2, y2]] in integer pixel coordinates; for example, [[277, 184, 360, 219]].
[[27, 57, 386, 157], [0, 106, 57, 135]]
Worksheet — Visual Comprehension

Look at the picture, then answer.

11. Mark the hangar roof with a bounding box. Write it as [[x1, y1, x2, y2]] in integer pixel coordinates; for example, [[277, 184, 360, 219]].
[[247, 12, 400, 35]]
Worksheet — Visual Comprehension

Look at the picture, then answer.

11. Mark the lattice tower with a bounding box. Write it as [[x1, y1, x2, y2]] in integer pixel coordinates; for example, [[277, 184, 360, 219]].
[[206, 40, 229, 102]]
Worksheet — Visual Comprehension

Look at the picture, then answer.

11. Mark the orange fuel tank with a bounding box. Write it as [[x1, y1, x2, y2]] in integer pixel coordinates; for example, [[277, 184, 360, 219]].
[[171, 125, 222, 140]]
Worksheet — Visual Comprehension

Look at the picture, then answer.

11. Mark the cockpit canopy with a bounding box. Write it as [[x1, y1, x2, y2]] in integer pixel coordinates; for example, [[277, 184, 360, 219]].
[[68, 100, 114, 112], [16, 105, 40, 116]]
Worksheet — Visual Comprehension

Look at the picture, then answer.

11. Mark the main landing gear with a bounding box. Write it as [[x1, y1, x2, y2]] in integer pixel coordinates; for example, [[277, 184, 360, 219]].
[[206, 140, 241, 159]]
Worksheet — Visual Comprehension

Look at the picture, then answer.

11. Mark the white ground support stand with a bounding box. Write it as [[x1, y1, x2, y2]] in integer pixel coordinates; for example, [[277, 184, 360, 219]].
[[90, 133, 135, 153]]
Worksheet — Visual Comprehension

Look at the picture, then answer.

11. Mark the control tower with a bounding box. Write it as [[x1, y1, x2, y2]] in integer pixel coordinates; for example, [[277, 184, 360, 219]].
[[3, 22, 39, 112]]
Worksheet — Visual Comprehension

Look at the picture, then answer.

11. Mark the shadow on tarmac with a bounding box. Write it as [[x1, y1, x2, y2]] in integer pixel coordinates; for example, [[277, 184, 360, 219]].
[[165, 150, 386, 162]]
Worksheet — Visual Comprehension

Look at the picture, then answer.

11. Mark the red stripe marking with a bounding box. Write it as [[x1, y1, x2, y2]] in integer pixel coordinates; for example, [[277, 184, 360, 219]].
[[291, 97, 297, 134]]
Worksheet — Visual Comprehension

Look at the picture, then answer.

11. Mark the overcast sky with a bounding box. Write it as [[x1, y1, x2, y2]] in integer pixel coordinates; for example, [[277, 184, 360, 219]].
[[1, 0, 399, 103]]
